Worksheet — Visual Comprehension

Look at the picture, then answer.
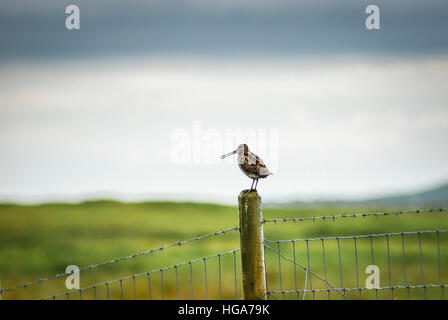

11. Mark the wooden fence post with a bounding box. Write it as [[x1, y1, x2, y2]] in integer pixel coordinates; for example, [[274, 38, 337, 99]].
[[238, 189, 267, 300]]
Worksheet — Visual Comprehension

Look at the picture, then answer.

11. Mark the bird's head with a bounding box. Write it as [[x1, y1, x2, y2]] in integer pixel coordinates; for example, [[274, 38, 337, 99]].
[[220, 144, 248, 159]]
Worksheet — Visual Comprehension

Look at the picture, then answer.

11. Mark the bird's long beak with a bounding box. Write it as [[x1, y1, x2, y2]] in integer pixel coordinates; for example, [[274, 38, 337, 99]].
[[220, 150, 236, 159]]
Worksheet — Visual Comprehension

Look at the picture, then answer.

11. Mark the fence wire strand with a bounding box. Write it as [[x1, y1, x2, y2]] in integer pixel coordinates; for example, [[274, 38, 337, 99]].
[[265, 229, 448, 243], [263, 208, 447, 224], [268, 283, 448, 296]]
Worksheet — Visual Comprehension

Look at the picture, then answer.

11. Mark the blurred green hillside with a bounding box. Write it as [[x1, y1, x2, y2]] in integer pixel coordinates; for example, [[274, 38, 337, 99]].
[[275, 183, 448, 208], [0, 200, 447, 300]]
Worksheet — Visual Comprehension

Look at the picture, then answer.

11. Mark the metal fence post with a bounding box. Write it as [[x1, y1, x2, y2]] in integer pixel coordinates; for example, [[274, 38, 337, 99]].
[[238, 189, 267, 300]]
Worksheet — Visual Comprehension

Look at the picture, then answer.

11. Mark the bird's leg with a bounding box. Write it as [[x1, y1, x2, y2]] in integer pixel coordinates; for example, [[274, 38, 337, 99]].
[[254, 179, 259, 190], [250, 179, 255, 190]]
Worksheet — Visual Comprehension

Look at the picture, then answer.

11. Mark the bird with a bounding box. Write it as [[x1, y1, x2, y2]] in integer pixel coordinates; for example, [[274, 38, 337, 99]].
[[221, 144, 273, 190]]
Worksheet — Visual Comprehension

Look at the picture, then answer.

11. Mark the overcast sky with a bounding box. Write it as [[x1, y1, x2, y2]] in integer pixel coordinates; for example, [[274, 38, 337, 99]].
[[1, 0, 448, 60], [1, 1, 448, 204]]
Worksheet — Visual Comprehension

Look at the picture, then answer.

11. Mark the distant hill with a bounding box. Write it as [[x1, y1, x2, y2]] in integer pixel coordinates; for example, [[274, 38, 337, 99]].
[[278, 183, 448, 208], [361, 183, 448, 208]]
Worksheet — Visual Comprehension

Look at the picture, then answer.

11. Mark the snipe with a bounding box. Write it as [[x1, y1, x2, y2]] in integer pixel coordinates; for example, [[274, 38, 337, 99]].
[[221, 144, 273, 190]]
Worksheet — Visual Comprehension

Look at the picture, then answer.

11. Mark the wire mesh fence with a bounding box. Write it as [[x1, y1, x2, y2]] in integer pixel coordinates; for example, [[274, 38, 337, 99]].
[[40, 249, 241, 300], [1, 207, 447, 300], [0, 226, 242, 300], [262, 208, 448, 300], [264, 230, 447, 300]]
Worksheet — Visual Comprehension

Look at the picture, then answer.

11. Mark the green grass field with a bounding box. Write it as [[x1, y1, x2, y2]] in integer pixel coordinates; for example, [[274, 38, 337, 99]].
[[1, 200, 447, 300]]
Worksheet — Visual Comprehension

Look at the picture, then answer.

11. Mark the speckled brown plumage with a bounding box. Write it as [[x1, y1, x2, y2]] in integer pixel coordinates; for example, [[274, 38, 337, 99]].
[[221, 144, 273, 190]]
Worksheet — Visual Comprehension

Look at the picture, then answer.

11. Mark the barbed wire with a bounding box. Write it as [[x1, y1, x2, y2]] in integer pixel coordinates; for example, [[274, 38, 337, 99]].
[[262, 208, 448, 224], [39, 248, 240, 300], [0, 226, 239, 295], [264, 229, 448, 243]]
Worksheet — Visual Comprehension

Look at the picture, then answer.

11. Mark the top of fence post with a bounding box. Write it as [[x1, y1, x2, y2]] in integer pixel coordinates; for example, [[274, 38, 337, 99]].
[[238, 189, 267, 300]]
